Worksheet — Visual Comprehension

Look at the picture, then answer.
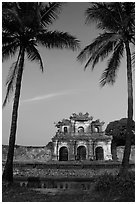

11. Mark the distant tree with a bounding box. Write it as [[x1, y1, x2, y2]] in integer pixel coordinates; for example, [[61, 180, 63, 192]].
[[2, 2, 80, 183], [105, 118, 135, 161], [77, 2, 135, 175]]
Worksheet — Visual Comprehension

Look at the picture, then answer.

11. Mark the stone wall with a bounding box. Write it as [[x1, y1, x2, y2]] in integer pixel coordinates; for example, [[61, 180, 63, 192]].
[[2, 145, 135, 163], [117, 145, 135, 162], [2, 145, 52, 162]]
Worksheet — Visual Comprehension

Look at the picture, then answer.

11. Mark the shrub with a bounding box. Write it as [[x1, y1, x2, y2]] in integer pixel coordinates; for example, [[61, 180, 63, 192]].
[[95, 172, 115, 192], [95, 171, 135, 200]]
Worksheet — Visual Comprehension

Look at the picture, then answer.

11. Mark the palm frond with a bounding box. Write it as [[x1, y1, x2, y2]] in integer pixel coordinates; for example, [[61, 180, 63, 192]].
[[15, 3, 43, 30], [37, 31, 80, 51], [2, 39, 19, 61], [2, 3, 23, 34], [26, 44, 44, 72], [131, 51, 135, 68], [77, 32, 120, 70], [2, 2, 14, 10], [3, 60, 19, 107], [3, 18, 20, 35], [2, 31, 17, 45], [40, 3, 62, 27], [85, 3, 121, 32], [77, 33, 114, 63], [123, 2, 135, 20], [85, 40, 116, 70], [77, 44, 93, 64], [100, 42, 124, 87]]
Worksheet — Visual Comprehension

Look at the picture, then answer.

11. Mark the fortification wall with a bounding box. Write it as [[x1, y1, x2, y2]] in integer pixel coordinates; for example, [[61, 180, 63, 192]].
[[2, 145, 135, 163], [2, 145, 52, 162]]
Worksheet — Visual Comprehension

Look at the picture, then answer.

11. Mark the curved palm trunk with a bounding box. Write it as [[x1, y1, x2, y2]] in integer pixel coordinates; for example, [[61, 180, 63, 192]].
[[120, 41, 133, 175], [2, 47, 25, 183]]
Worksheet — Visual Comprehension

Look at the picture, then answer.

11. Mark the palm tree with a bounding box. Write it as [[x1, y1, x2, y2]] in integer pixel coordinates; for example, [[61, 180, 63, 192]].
[[2, 2, 80, 183], [77, 2, 135, 175]]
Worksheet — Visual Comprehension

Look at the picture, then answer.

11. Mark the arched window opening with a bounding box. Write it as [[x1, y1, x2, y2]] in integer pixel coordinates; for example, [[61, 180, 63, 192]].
[[95, 146, 104, 160], [78, 126, 84, 133], [94, 127, 99, 133], [77, 146, 86, 160], [59, 146, 68, 161], [64, 127, 68, 133]]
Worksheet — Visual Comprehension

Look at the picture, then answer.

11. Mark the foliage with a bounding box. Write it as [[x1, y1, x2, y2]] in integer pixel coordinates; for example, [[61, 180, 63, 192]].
[[105, 118, 135, 146], [77, 2, 135, 86], [2, 170, 135, 202], [2, 2, 80, 182], [77, 2, 135, 173], [2, 2, 80, 106], [95, 171, 135, 201]]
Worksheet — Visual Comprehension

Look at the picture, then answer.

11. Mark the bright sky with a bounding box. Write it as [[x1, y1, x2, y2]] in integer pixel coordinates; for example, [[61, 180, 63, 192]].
[[2, 2, 135, 146]]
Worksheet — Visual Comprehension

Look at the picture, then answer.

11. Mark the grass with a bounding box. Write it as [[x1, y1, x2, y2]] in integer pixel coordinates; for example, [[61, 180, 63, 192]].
[[1, 183, 118, 202], [2, 183, 98, 202], [3, 184, 134, 202], [2, 170, 135, 202], [2, 184, 48, 202]]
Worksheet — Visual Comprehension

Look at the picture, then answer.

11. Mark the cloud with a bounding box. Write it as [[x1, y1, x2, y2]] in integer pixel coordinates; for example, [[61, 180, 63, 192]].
[[21, 89, 83, 103]]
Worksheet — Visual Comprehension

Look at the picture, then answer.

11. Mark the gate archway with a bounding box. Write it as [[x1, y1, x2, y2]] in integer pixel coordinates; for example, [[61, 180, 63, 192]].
[[59, 146, 68, 161], [78, 126, 84, 133], [95, 146, 104, 160], [77, 146, 86, 160]]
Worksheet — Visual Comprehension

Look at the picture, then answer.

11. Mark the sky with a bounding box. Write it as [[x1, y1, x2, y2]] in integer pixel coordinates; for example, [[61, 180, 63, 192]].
[[2, 2, 135, 146]]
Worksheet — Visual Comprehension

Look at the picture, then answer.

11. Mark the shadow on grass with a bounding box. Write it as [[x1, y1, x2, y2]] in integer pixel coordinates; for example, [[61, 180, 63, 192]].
[[2, 182, 135, 202]]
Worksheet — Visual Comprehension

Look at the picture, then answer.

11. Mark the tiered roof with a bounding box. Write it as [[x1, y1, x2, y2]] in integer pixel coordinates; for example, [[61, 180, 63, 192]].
[[70, 112, 93, 121]]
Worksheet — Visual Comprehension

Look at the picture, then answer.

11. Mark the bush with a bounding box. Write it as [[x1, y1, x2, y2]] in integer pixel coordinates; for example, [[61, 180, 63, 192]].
[[95, 172, 116, 192], [95, 171, 135, 201]]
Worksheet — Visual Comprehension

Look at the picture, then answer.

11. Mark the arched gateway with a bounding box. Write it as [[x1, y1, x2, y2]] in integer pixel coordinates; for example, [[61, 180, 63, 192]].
[[95, 146, 104, 160], [59, 146, 68, 161], [52, 112, 112, 161], [77, 146, 86, 160]]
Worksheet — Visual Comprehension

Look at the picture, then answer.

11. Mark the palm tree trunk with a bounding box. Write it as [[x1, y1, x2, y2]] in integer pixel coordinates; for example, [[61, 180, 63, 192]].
[[2, 47, 25, 183], [119, 41, 133, 175]]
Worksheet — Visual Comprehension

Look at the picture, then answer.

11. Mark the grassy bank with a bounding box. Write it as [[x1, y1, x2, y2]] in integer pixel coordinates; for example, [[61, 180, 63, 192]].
[[2, 171, 135, 202]]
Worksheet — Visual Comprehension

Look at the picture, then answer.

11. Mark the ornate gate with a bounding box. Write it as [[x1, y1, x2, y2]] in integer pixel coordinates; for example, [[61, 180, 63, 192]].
[[77, 146, 86, 160], [95, 146, 104, 160], [59, 146, 68, 161]]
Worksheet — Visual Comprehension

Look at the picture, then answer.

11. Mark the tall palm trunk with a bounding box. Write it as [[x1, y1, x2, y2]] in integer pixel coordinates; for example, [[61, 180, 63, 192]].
[[120, 41, 133, 175], [2, 47, 25, 183]]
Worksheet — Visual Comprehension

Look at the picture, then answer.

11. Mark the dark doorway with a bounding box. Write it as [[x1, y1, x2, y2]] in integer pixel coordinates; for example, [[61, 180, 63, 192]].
[[78, 126, 84, 133], [64, 127, 68, 133], [59, 146, 68, 161], [95, 146, 104, 160], [94, 127, 99, 132], [77, 146, 86, 160]]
